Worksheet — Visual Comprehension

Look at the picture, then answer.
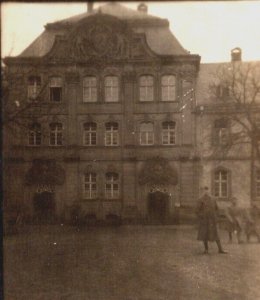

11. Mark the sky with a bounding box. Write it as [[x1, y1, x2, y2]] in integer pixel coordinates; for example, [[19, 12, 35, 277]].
[[2, 1, 260, 63]]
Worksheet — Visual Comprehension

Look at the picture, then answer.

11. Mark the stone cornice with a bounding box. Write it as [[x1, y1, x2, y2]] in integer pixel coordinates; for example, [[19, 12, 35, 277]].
[[4, 54, 201, 71], [195, 103, 260, 114]]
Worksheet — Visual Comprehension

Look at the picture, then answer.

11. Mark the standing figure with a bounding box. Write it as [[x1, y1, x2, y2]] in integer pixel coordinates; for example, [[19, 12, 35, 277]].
[[224, 197, 245, 243], [244, 204, 260, 243], [196, 187, 227, 254]]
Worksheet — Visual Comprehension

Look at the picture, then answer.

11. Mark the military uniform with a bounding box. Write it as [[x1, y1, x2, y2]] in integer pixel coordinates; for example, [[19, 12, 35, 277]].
[[196, 190, 227, 254]]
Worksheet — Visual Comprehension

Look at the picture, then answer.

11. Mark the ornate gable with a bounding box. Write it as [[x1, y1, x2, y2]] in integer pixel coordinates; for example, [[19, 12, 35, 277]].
[[45, 14, 157, 63]]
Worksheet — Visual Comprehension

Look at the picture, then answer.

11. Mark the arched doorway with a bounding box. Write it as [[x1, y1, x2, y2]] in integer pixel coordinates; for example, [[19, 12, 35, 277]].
[[148, 191, 169, 224], [33, 192, 56, 223]]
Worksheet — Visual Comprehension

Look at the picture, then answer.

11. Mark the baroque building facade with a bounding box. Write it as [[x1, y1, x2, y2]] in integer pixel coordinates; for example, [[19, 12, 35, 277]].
[[4, 3, 259, 224]]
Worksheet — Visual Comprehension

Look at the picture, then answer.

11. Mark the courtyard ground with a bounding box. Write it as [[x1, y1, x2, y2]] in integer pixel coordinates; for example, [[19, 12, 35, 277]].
[[3, 225, 260, 300]]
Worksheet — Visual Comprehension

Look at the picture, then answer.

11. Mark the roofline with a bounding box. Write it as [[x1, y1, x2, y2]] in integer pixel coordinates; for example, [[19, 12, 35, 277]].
[[45, 17, 169, 30]]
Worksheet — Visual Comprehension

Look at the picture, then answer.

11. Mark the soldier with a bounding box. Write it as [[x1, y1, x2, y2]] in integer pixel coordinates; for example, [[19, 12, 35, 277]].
[[224, 197, 244, 243], [244, 203, 260, 243], [196, 187, 227, 254]]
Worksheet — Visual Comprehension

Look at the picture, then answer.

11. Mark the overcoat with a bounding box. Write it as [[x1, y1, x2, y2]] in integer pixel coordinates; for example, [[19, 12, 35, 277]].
[[196, 193, 219, 241]]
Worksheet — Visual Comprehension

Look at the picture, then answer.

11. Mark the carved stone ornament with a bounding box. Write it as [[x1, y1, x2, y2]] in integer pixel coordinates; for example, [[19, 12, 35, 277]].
[[139, 156, 178, 185], [46, 15, 155, 62], [69, 18, 131, 60], [25, 159, 65, 186]]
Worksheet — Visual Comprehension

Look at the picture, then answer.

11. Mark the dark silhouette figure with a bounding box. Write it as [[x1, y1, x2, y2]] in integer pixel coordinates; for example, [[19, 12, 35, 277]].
[[196, 187, 227, 254]]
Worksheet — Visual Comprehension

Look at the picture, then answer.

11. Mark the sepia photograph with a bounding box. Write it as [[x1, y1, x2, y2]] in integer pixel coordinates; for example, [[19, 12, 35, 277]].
[[2, 1, 260, 299]]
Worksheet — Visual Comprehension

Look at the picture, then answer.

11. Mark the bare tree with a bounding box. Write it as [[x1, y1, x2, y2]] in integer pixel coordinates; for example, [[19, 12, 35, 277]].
[[209, 61, 260, 159], [197, 60, 260, 199]]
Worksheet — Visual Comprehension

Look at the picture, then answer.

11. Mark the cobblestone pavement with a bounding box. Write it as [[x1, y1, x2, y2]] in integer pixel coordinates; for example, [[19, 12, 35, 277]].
[[3, 225, 260, 300]]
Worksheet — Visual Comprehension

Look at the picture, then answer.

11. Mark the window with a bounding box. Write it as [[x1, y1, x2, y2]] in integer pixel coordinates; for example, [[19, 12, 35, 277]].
[[28, 76, 41, 100], [161, 75, 176, 101], [49, 123, 63, 146], [50, 77, 62, 102], [105, 76, 119, 102], [213, 119, 229, 146], [216, 84, 230, 99], [255, 169, 260, 198], [28, 123, 41, 146], [162, 121, 176, 145], [213, 169, 229, 198], [139, 75, 154, 102], [105, 172, 119, 199], [105, 122, 119, 146], [83, 122, 97, 146], [140, 122, 154, 145], [83, 76, 97, 102], [83, 173, 97, 199]]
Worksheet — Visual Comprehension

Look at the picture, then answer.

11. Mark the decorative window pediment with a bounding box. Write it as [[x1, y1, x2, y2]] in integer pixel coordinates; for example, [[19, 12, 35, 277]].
[[47, 15, 157, 62], [139, 157, 178, 186], [26, 159, 65, 186]]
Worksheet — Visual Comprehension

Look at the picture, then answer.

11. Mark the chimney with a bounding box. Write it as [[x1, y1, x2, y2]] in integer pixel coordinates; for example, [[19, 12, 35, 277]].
[[137, 3, 148, 14], [231, 47, 242, 62], [87, 1, 94, 13]]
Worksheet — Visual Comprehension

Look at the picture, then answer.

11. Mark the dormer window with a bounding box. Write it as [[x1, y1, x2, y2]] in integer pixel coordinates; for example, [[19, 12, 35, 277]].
[[28, 76, 41, 100], [216, 84, 230, 99], [50, 77, 62, 102], [213, 119, 230, 146]]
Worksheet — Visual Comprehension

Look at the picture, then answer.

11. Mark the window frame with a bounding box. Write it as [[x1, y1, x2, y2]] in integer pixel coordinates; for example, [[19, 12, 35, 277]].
[[27, 76, 41, 100], [255, 168, 260, 199], [162, 121, 176, 145], [139, 75, 154, 102], [49, 122, 63, 146], [28, 123, 41, 146], [49, 77, 62, 103], [213, 119, 230, 146], [83, 76, 98, 103], [105, 172, 119, 199], [140, 122, 154, 146], [212, 168, 230, 199], [105, 122, 119, 146], [161, 75, 176, 102], [104, 76, 119, 103], [83, 122, 97, 146], [216, 84, 230, 100], [83, 172, 97, 199]]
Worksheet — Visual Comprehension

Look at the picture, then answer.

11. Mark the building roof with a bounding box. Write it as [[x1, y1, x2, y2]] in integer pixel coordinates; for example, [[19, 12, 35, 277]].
[[18, 2, 189, 58], [48, 2, 162, 26], [196, 61, 260, 105]]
